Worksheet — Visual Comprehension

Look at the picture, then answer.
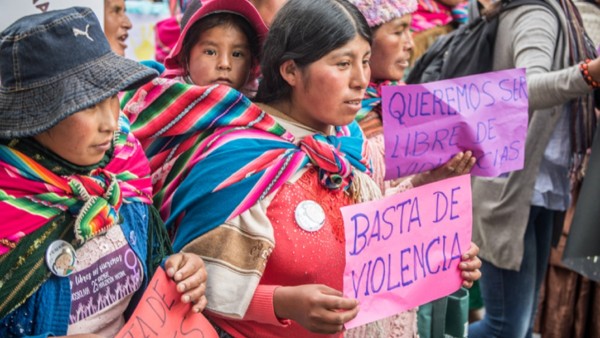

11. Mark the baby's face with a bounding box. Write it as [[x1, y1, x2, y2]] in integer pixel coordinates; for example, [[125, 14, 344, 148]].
[[187, 24, 253, 90]]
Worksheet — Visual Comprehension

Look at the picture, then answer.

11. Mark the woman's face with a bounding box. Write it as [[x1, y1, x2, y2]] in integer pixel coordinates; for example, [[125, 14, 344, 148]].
[[33, 96, 120, 166], [370, 15, 414, 82], [285, 35, 371, 133], [187, 24, 253, 90], [104, 0, 132, 56]]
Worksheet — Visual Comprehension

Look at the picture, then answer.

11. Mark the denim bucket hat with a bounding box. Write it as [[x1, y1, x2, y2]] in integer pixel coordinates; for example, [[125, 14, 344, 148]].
[[0, 7, 158, 139]]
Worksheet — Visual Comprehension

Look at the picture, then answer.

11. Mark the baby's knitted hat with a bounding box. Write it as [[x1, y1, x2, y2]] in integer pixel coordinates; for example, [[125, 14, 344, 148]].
[[347, 0, 418, 28]]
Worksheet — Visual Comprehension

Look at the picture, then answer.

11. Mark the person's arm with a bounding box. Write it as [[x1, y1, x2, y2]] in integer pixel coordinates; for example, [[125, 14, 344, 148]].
[[240, 285, 290, 326], [206, 180, 358, 333], [502, 6, 591, 110], [382, 152, 476, 196], [217, 283, 359, 334]]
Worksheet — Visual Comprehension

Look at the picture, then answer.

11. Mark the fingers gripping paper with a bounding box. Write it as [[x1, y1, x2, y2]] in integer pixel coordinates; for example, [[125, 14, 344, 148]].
[[116, 266, 217, 338]]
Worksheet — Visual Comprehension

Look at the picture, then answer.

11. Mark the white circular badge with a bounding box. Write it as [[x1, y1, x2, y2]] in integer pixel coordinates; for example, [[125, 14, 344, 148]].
[[295, 200, 326, 232], [45, 240, 77, 277]]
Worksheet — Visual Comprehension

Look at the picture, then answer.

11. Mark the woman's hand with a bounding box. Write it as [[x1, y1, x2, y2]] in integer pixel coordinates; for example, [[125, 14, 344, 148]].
[[274, 284, 359, 334], [459, 242, 482, 288], [412, 151, 476, 188], [588, 57, 600, 83], [165, 252, 208, 313]]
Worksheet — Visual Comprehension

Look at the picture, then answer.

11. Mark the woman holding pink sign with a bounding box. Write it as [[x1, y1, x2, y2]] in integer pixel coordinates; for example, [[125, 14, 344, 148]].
[[125, 1, 375, 336], [121, 0, 482, 337]]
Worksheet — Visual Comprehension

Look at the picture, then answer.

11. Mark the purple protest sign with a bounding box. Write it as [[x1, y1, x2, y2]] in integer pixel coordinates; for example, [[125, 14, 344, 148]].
[[382, 68, 528, 179], [341, 175, 472, 329]]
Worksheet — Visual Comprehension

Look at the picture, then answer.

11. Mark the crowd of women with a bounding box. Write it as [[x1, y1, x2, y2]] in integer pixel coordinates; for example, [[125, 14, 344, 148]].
[[1, 0, 599, 337]]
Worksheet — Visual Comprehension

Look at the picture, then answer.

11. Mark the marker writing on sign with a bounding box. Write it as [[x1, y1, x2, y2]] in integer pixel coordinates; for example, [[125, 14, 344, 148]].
[[387, 77, 527, 126], [350, 232, 463, 298], [389, 126, 462, 158], [117, 276, 206, 338], [349, 197, 422, 256], [349, 187, 461, 255]]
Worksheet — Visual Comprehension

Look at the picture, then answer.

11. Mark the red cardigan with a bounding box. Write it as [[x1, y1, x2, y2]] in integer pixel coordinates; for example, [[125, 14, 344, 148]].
[[209, 167, 351, 338]]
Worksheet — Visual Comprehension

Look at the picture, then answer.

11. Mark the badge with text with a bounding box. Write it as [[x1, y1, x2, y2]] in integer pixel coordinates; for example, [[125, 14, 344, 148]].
[[382, 68, 528, 179], [341, 175, 472, 329]]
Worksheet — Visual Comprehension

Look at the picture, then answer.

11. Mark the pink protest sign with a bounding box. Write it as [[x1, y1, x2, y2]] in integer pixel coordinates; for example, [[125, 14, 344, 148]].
[[341, 175, 472, 329], [116, 266, 218, 338], [382, 68, 528, 179]]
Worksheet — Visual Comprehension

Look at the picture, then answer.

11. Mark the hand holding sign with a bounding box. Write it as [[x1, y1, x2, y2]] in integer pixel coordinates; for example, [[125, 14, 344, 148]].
[[115, 266, 217, 338], [459, 243, 481, 288], [274, 284, 359, 335], [164, 252, 208, 313], [411, 151, 477, 188]]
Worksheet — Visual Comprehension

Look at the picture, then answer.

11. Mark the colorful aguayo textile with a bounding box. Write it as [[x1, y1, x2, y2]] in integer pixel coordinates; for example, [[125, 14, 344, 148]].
[[0, 115, 153, 317], [121, 78, 372, 251], [0, 115, 152, 254]]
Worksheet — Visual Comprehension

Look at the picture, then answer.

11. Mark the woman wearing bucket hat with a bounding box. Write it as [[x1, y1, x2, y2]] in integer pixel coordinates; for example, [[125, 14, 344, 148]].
[[0, 7, 208, 337], [161, 0, 268, 97]]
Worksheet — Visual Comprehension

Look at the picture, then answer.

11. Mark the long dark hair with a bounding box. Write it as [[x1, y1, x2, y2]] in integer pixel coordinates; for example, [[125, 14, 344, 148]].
[[255, 0, 371, 103]]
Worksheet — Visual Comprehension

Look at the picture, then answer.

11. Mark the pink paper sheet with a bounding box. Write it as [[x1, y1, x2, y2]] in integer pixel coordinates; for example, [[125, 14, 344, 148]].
[[342, 175, 472, 329], [382, 68, 528, 179], [116, 266, 217, 338]]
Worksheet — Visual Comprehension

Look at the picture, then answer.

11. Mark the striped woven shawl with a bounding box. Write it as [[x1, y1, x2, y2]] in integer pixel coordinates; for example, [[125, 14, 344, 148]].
[[123, 78, 372, 249], [122, 78, 372, 317], [0, 115, 154, 318]]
